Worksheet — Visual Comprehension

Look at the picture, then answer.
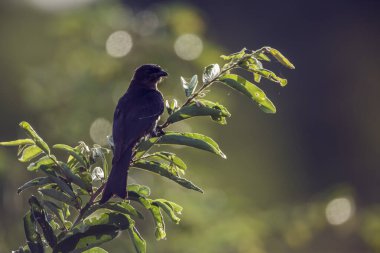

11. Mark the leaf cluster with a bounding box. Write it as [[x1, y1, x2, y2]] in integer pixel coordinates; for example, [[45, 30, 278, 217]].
[[1, 47, 294, 252]]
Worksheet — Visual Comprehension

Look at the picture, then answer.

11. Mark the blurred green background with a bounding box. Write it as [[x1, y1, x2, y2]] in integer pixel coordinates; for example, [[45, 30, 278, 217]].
[[1, 0, 380, 252]]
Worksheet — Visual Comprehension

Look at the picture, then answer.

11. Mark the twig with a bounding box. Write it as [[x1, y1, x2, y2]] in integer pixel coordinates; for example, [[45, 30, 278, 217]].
[[72, 184, 105, 227], [159, 64, 237, 129]]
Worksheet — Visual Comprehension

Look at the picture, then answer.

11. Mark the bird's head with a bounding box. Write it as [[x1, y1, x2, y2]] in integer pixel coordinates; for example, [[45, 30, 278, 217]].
[[132, 64, 168, 89]]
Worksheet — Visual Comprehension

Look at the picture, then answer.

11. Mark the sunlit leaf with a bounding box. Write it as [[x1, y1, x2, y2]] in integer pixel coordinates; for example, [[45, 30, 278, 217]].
[[150, 204, 166, 240], [266, 47, 295, 69], [82, 247, 108, 253], [219, 74, 276, 113], [167, 99, 231, 125], [129, 197, 166, 241], [13, 245, 31, 253], [256, 52, 271, 62], [0, 139, 34, 147], [18, 177, 53, 194], [23, 211, 44, 253], [57, 212, 132, 251], [62, 203, 71, 220], [39, 188, 79, 208], [156, 199, 183, 214], [146, 151, 187, 171], [133, 137, 161, 160], [254, 68, 287, 87], [19, 121, 50, 155], [49, 218, 60, 231], [132, 160, 203, 193], [181, 75, 198, 97], [127, 184, 151, 197], [29, 196, 57, 248], [128, 226, 146, 253], [27, 155, 55, 172], [53, 225, 119, 253], [138, 132, 226, 159], [59, 162, 92, 192], [40, 165, 76, 198], [84, 202, 143, 220], [220, 48, 246, 61], [165, 99, 178, 115], [153, 200, 181, 224], [203, 64, 220, 83], [18, 145, 43, 162], [81, 212, 132, 230], [43, 200, 67, 229], [53, 144, 88, 168]]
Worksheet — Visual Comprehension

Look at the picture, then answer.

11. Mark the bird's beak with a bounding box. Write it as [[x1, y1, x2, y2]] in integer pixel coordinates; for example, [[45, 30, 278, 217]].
[[157, 70, 168, 78]]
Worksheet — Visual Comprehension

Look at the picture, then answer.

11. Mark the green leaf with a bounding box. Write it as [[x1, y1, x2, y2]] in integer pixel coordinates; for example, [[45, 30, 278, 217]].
[[59, 162, 92, 192], [27, 155, 55, 171], [254, 68, 288, 87], [256, 52, 271, 62], [18, 145, 43, 162], [133, 137, 161, 160], [40, 165, 76, 198], [253, 73, 262, 83], [53, 225, 119, 253], [19, 121, 50, 155], [130, 197, 166, 241], [23, 211, 44, 253], [29, 196, 57, 248], [220, 48, 246, 61], [139, 132, 226, 159], [81, 211, 133, 230], [39, 188, 79, 208], [82, 247, 108, 253], [181, 75, 198, 97], [135, 196, 152, 209], [18, 144, 31, 157], [127, 184, 151, 197], [18, 177, 53, 194], [0, 139, 34, 147], [84, 202, 143, 220], [156, 199, 183, 214], [219, 74, 276, 113], [167, 99, 231, 125], [43, 200, 67, 229], [13, 245, 31, 253], [62, 203, 71, 219], [266, 47, 295, 69], [53, 144, 88, 168], [240, 58, 287, 87], [165, 99, 178, 115], [132, 160, 203, 193], [150, 204, 166, 240], [147, 152, 187, 171], [203, 64, 220, 83], [153, 200, 181, 224], [128, 226, 146, 253]]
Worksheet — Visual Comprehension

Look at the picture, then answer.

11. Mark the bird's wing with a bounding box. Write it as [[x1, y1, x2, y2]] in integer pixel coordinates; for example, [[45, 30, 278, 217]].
[[112, 90, 164, 163]]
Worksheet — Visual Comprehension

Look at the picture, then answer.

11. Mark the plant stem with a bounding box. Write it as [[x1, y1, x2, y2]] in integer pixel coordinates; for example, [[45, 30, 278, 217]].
[[72, 184, 105, 227], [159, 64, 237, 129]]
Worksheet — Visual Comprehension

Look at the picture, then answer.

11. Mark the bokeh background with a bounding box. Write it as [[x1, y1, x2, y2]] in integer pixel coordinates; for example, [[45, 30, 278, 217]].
[[1, 0, 380, 252]]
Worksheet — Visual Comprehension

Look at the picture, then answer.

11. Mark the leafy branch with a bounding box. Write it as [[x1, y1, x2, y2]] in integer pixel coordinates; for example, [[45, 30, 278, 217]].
[[0, 46, 294, 253]]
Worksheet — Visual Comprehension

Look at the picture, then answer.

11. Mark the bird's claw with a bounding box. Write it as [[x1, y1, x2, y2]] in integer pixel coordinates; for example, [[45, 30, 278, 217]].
[[152, 126, 166, 137]]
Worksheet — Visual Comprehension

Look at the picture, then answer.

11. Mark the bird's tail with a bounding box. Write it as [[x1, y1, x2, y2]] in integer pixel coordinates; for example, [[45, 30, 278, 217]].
[[99, 148, 133, 204]]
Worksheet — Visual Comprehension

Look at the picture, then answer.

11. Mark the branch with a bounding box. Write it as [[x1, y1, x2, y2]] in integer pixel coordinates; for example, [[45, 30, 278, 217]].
[[159, 64, 238, 129]]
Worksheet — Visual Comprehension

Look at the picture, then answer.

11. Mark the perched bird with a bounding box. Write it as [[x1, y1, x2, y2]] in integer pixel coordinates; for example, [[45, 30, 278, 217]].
[[99, 64, 167, 204]]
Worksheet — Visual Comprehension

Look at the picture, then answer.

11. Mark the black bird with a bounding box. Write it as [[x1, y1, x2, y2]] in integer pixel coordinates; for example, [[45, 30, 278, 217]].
[[100, 64, 167, 204]]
